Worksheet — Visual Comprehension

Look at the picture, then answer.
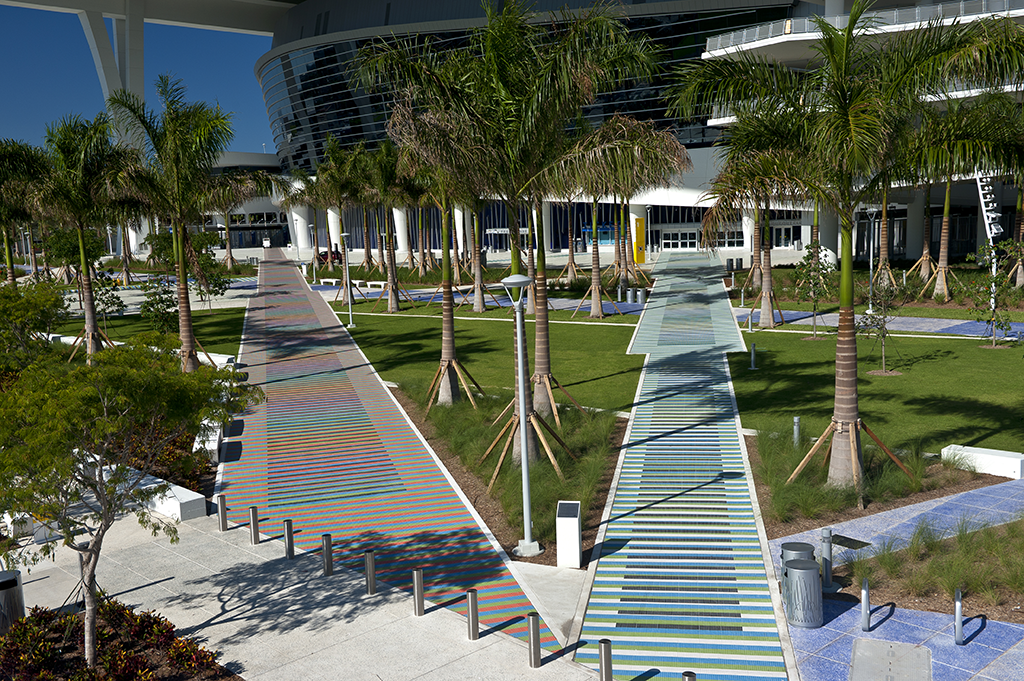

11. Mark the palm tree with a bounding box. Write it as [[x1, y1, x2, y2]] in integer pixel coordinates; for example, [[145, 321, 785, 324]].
[[109, 76, 233, 372], [669, 0, 1024, 487], [204, 169, 280, 268], [0, 140, 47, 287], [318, 137, 365, 302], [42, 114, 138, 360]]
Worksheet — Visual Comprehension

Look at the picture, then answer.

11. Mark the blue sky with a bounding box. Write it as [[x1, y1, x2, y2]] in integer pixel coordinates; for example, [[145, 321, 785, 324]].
[[0, 5, 274, 153]]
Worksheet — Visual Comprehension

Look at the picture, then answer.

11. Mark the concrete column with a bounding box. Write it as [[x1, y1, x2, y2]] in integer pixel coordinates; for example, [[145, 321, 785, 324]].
[[393, 207, 410, 253], [542, 200, 554, 250], [453, 205, 466, 251], [820, 210, 841, 259], [906, 189, 924, 261], [118, 0, 145, 99], [327, 208, 342, 251], [79, 11, 122, 102], [628, 204, 645, 255], [741, 210, 756, 253], [290, 207, 311, 251]]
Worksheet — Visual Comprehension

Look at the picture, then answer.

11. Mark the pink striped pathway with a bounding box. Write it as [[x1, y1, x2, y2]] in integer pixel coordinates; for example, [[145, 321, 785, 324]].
[[215, 253, 557, 649]]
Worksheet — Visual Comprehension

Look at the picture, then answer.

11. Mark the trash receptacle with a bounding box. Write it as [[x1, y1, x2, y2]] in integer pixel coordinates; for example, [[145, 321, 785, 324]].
[[780, 542, 815, 603], [726, 258, 735, 272], [626, 288, 635, 304], [479, 250, 487, 268], [556, 501, 582, 569], [784, 559, 823, 628], [0, 570, 24, 636], [638, 288, 647, 305]]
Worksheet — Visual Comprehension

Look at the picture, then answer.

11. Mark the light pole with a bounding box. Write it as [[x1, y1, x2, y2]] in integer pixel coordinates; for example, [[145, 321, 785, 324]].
[[501, 273, 542, 558], [645, 205, 652, 256], [309, 224, 318, 285], [341, 232, 355, 329]]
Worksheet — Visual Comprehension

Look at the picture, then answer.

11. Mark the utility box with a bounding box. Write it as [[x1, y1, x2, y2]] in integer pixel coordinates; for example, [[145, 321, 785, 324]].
[[0, 571, 24, 636], [556, 500, 582, 569], [262, 237, 271, 248]]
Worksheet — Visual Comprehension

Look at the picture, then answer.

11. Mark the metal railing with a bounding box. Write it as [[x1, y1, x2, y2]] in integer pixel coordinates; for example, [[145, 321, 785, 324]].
[[706, 0, 1024, 52]]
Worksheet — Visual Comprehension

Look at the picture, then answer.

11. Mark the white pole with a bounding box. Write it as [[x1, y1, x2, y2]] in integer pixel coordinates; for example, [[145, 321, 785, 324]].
[[342, 232, 355, 329], [515, 290, 533, 547]]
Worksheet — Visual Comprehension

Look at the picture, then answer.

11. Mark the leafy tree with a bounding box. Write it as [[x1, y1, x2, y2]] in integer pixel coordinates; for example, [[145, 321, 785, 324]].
[[109, 76, 234, 372], [967, 241, 1024, 347], [0, 279, 68, 368], [794, 241, 837, 338], [856, 281, 913, 373], [0, 339, 262, 669], [0, 140, 47, 287], [188, 231, 229, 308], [203, 169, 281, 268], [139, 277, 178, 334], [92, 269, 127, 333]]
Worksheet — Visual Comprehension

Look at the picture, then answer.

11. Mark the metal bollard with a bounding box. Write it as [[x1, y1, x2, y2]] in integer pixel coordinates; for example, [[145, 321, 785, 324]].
[[412, 569, 425, 617], [903, 270, 907, 286], [527, 611, 541, 668], [467, 588, 479, 640], [747, 309, 753, 331], [955, 588, 964, 645], [216, 494, 227, 532], [322, 534, 333, 576], [820, 528, 834, 591], [793, 416, 801, 448], [283, 519, 294, 560], [750, 343, 757, 370], [598, 638, 613, 681], [861, 578, 870, 632], [682, 673, 697, 681], [248, 506, 260, 545], [364, 550, 377, 595], [740, 289, 744, 307]]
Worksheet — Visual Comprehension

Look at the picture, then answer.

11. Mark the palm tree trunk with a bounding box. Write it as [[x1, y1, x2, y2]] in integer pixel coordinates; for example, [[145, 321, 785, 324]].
[[418, 207, 427, 277], [878, 187, 891, 287], [174, 221, 199, 372], [386, 206, 399, 313], [4, 227, 16, 286], [933, 180, 952, 301], [525, 213, 536, 315], [624, 201, 636, 286], [1015, 187, 1024, 288], [472, 208, 486, 313], [828, 215, 862, 487], [589, 199, 603, 319], [41, 222, 52, 279], [532, 199, 553, 417], [222, 212, 237, 268], [612, 202, 622, 284], [811, 201, 820, 248], [436, 197, 460, 405], [27, 223, 38, 280], [750, 207, 763, 289], [758, 207, 776, 329], [920, 185, 933, 282], [452, 208, 463, 286], [361, 206, 373, 270], [566, 204, 578, 284], [375, 207, 386, 275], [78, 224, 101, 360]]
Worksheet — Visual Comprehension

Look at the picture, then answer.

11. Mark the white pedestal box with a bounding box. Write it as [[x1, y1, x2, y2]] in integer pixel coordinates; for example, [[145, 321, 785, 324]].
[[556, 500, 582, 569]]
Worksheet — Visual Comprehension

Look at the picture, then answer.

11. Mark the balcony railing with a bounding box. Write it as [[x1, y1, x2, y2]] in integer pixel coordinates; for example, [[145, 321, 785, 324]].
[[706, 0, 1024, 53]]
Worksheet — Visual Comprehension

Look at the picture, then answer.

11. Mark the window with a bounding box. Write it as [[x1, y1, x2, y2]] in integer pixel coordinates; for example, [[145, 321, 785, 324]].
[[715, 230, 743, 248]]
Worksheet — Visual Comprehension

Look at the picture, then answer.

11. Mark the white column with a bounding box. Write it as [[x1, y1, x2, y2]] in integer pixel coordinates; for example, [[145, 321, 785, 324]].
[[542, 200, 554, 250], [741, 210, 755, 256], [290, 207, 311, 251], [628, 204, 645, 245], [393, 207, 410, 253], [906, 189, 924, 260], [453, 205, 467, 251], [79, 11, 122, 102], [327, 208, 342, 251]]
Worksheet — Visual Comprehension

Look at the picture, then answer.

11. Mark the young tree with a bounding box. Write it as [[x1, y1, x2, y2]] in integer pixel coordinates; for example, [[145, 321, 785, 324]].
[[0, 279, 68, 369], [109, 76, 234, 372], [0, 339, 262, 669], [966, 241, 1024, 347], [856, 281, 913, 373], [794, 241, 837, 338]]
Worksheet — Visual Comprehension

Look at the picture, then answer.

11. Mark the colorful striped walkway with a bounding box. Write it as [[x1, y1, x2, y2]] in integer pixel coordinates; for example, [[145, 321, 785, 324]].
[[215, 252, 557, 650], [576, 253, 789, 680]]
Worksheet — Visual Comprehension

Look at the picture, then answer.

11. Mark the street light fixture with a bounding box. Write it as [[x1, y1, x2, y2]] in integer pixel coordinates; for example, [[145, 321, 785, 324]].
[[501, 273, 542, 558], [341, 232, 355, 329]]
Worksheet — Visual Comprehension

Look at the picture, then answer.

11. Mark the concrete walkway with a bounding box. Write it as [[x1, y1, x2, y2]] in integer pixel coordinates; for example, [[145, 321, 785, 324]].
[[575, 253, 795, 680], [735, 308, 1024, 339]]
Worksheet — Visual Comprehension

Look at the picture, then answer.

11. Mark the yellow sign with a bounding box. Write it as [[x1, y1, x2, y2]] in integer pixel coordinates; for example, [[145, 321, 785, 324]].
[[634, 218, 646, 264]]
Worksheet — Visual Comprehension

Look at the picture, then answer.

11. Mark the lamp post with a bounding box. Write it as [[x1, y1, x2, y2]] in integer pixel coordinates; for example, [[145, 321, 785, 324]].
[[341, 232, 355, 329], [309, 224, 318, 285], [645, 205, 652, 256], [501, 273, 542, 558]]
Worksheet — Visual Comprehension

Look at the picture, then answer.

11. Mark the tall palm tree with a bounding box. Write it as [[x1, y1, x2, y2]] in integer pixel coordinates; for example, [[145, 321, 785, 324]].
[[318, 137, 365, 301], [204, 169, 280, 268], [42, 114, 138, 360], [670, 0, 1024, 487], [0, 140, 47, 287], [109, 76, 233, 372]]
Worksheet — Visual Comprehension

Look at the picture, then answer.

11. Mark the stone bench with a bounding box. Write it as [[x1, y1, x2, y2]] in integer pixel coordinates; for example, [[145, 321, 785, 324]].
[[366, 281, 387, 290], [941, 444, 1024, 479], [319, 278, 342, 286]]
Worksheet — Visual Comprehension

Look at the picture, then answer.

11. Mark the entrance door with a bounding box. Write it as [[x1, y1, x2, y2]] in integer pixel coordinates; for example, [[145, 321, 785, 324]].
[[774, 226, 793, 248]]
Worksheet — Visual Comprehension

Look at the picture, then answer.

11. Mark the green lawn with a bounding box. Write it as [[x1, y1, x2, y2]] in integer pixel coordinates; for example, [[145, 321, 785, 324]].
[[55, 308, 246, 357], [729, 332, 1024, 453], [329, 298, 638, 324], [735, 299, 1024, 324], [345, 313, 644, 412]]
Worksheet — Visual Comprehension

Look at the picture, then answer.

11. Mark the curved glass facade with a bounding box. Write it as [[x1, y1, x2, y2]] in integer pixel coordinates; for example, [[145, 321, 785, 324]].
[[257, 5, 790, 172]]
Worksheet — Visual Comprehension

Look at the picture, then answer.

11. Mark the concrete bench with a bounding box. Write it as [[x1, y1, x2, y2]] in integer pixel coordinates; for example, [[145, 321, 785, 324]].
[[366, 281, 387, 290], [319, 278, 342, 286], [941, 444, 1024, 479], [101, 466, 207, 522], [192, 418, 224, 466]]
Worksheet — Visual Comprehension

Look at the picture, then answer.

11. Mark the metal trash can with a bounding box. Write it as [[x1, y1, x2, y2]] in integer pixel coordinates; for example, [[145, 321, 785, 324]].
[[784, 559, 823, 628], [780, 542, 815, 603], [248, 256, 260, 266], [726, 258, 735, 272], [638, 288, 647, 305], [626, 288, 635, 304], [0, 570, 24, 635]]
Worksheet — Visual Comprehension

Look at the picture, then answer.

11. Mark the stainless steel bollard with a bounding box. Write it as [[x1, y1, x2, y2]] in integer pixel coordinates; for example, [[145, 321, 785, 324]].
[[682, 673, 697, 681], [412, 569, 424, 616], [750, 343, 757, 369], [248, 506, 260, 545], [364, 550, 376, 595], [284, 519, 294, 560], [322, 534, 333, 576], [216, 494, 227, 532], [861, 578, 870, 631], [598, 638, 613, 681], [820, 528, 834, 590], [793, 416, 801, 448], [740, 290, 744, 306], [748, 309, 753, 331], [467, 588, 479, 640], [955, 588, 964, 645], [528, 612, 541, 668]]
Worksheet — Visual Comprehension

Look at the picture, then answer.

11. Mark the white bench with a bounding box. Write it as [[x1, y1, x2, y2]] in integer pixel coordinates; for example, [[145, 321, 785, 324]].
[[941, 444, 1024, 479], [102, 466, 208, 522], [366, 281, 387, 290], [319, 278, 342, 286], [192, 418, 224, 466]]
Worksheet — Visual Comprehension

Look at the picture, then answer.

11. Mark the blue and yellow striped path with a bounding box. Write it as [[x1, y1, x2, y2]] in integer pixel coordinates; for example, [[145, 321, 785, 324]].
[[576, 253, 790, 680], [215, 253, 557, 650]]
